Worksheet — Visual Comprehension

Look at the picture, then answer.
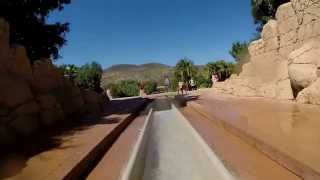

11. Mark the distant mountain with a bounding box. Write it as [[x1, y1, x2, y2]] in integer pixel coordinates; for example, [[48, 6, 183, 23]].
[[102, 63, 173, 87], [104, 63, 171, 72]]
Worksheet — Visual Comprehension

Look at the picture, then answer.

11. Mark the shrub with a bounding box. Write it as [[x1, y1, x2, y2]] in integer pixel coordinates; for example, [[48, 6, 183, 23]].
[[76, 61, 103, 92], [169, 77, 178, 92], [58, 64, 78, 81], [110, 80, 139, 98], [144, 81, 157, 95], [195, 74, 212, 88]]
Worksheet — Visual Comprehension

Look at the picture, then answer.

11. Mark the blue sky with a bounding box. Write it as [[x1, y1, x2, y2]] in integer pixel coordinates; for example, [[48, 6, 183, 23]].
[[49, 0, 256, 68]]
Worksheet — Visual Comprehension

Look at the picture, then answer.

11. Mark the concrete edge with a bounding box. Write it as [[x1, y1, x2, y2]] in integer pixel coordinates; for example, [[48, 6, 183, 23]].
[[61, 100, 150, 180], [120, 107, 154, 180]]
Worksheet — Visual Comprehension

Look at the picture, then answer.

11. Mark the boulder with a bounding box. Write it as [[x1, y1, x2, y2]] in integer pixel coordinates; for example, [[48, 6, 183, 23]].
[[275, 2, 296, 23], [276, 2, 298, 34], [36, 94, 59, 110], [0, 104, 9, 117], [11, 101, 39, 117], [288, 40, 320, 64], [0, 18, 10, 63], [297, 79, 320, 105], [0, 116, 10, 124], [32, 60, 63, 93], [288, 42, 320, 89], [276, 60, 290, 81], [40, 109, 64, 126], [276, 79, 294, 100], [288, 64, 317, 89], [261, 20, 279, 41], [0, 74, 34, 108], [10, 115, 39, 135], [82, 90, 101, 104], [259, 83, 276, 98], [84, 104, 102, 117], [0, 126, 16, 145], [8, 46, 33, 80], [61, 95, 84, 116], [248, 39, 264, 57]]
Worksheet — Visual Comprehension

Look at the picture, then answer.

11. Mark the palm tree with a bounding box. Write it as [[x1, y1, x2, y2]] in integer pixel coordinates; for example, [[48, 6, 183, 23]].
[[174, 58, 197, 87], [205, 60, 234, 82]]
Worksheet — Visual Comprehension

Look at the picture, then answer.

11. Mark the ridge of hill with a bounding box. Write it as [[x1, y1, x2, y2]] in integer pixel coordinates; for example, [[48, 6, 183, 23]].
[[102, 63, 173, 87]]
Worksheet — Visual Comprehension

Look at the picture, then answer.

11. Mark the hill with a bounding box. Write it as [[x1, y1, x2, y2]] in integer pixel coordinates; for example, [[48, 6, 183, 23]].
[[102, 63, 173, 88]]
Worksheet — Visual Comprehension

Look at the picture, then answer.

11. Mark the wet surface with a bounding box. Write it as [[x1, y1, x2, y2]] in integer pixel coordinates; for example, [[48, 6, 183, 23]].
[[181, 105, 301, 180], [189, 90, 320, 177]]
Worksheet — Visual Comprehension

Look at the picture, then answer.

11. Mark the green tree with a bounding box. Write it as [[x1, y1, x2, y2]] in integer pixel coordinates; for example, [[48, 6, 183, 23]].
[[0, 0, 71, 62], [59, 64, 78, 81], [195, 72, 212, 88], [251, 0, 289, 31], [205, 60, 235, 82], [229, 41, 249, 62], [174, 58, 197, 85], [76, 61, 103, 92], [229, 41, 251, 74]]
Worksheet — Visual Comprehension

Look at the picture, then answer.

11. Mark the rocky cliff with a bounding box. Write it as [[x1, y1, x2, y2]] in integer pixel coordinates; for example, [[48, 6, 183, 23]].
[[0, 19, 109, 146], [215, 0, 320, 105]]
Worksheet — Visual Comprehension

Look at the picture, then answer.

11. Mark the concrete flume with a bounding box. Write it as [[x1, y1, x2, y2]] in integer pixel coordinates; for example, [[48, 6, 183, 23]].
[[121, 99, 234, 180]]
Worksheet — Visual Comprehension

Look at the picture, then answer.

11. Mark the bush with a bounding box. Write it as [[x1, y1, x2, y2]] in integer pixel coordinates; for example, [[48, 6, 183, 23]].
[[76, 61, 103, 92], [144, 81, 157, 95], [110, 80, 139, 98], [195, 74, 212, 88], [58, 64, 78, 81], [169, 77, 178, 92]]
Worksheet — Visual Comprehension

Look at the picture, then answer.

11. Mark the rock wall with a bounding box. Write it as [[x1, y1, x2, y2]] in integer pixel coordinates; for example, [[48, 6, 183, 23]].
[[215, 0, 320, 104], [0, 19, 109, 145]]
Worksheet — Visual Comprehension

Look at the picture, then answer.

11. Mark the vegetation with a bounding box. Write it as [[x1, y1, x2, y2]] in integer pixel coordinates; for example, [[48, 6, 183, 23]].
[[251, 0, 289, 31], [229, 42, 249, 62], [0, 0, 71, 63], [144, 81, 158, 95], [59, 61, 103, 93], [229, 41, 250, 74], [59, 64, 78, 81], [102, 63, 173, 88], [110, 80, 139, 98], [195, 73, 212, 88], [169, 77, 179, 91], [76, 62, 103, 92], [174, 58, 197, 85], [204, 60, 235, 82], [103, 59, 234, 96]]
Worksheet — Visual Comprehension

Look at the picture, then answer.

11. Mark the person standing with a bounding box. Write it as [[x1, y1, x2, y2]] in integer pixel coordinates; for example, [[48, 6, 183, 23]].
[[178, 81, 184, 95], [190, 78, 196, 91], [211, 73, 218, 87], [139, 82, 145, 97], [164, 77, 170, 92]]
